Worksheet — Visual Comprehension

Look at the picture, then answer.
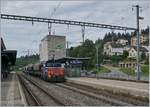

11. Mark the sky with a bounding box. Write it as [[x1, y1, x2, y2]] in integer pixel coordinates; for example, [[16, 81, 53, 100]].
[[1, 0, 150, 57]]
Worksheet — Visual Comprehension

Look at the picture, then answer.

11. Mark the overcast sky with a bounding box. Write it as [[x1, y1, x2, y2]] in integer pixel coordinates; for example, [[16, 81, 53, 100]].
[[1, 0, 150, 57]]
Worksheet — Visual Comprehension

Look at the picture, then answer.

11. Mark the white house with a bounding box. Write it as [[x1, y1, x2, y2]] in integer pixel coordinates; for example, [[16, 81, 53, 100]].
[[116, 39, 128, 46], [103, 42, 112, 56], [128, 46, 148, 59], [111, 48, 124, 56], [103, 42, 125, 56]]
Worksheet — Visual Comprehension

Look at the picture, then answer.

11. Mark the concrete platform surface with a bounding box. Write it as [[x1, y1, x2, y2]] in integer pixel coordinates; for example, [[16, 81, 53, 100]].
[[1, 71, 27, 106], [67, 77, 149, 97]]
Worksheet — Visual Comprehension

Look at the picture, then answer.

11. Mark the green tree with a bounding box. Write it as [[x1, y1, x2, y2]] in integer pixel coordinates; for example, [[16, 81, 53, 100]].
[[141, 52, 146, 60], [122, 51, 129, 60], [111, 55, 122, 64]]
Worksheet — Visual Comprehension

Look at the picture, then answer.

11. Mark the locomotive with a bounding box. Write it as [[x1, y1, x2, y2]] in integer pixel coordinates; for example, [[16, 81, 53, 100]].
[[41, 62, 65, 82], [24, 61, 66, 82]]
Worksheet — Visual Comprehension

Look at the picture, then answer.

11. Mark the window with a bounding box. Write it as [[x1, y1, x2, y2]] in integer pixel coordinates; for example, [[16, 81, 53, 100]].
[[46, 63, 61, 67], [130, 53, 132, 56]]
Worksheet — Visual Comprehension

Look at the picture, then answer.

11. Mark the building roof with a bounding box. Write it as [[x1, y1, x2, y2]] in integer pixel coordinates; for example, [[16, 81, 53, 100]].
[[142, 41, 149, 46], [1, 38, 17, 66], [1, 50, 17, 65], [46, 57, 90, 63], [110, 43, 125, 48], [129, 46, 148, 52], [131, 33, 149, 38], [1, 38, 6, 51], [41, 35, 66, 41]]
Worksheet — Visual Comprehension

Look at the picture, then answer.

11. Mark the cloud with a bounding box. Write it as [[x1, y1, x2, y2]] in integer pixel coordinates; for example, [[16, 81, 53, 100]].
[[1, 0, 150, 57]]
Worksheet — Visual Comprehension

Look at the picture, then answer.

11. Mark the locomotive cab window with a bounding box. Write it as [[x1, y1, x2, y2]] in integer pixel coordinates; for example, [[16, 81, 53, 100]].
[[46, 63, 62, 67]]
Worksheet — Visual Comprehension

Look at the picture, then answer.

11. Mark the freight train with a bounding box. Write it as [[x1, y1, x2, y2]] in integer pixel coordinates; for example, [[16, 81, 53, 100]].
[[23, 61, 66, 82]]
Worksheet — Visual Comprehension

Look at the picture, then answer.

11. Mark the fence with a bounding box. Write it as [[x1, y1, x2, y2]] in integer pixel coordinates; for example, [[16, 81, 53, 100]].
[[81, 72, 149, 82]]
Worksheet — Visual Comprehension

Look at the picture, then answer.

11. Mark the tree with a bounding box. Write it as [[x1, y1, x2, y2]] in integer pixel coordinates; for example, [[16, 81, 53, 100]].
[[145, 57, 149, 64], [111, 55, 122, 64], [14, 54, 39, 70], [122, 51, 129, 59], [141, 52, 146, 60]]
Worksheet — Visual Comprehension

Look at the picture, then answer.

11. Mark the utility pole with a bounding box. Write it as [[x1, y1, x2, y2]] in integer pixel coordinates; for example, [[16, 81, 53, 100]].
[[66, 41, 69, 57], [81, 26, 85, 43], [96, 46, 99, 70], [132, 5, 143, 80], [48, 23, 52, 35]]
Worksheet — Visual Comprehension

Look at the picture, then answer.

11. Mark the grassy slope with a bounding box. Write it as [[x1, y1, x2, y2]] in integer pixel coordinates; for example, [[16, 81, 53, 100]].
[[92, 66, 111, 74], [141, 65, 149, 76], [120, 65, 149, 77]]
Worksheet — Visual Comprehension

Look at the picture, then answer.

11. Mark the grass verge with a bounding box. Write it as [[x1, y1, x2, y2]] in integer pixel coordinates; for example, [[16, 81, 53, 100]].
[[120, 65, 149, 77]]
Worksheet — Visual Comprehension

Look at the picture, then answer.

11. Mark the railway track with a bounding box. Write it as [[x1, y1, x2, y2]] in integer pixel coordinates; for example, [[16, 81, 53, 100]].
[[18, 75, 41, 106], [18, 74, 65, 106], [20, 74, 149, 106], [55, 83, 133, 106]]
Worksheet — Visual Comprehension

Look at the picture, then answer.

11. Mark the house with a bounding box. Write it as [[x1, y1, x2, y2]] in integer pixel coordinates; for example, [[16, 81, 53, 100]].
[[142, 45, 149, 51], [131, 33, 149, 46], [131, 35, 137, 46], [116, 38, 128, 46], [128, 46, 148, 59], [119, 61, 145, 68], [103, 42, 112, 56], [119, 61, 137, 68], [103, 42, 125, 56], [111, 43, 124, 55]]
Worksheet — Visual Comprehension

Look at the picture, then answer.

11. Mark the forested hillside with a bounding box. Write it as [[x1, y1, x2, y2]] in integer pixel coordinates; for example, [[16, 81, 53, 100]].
[[14, 54, 39, 70]]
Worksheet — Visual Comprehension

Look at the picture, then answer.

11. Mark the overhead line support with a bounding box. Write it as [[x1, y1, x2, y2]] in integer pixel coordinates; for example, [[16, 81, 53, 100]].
[[1, 14, 136, 31]]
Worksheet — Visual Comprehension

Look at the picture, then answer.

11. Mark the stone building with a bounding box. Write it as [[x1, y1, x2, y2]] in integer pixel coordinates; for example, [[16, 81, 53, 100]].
[[39, 35, 66, 62]]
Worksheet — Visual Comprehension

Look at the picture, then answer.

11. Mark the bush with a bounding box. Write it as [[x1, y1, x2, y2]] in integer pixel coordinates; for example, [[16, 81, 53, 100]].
[[111, 55, 123, 64], [120, 68, 135, 76], [141, 65, 149, 76], [96, 66, 111, 74]]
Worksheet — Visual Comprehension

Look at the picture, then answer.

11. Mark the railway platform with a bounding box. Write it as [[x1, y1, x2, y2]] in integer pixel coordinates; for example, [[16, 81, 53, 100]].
[[67, 77, 149, 98], [1, 71, 27, 106]]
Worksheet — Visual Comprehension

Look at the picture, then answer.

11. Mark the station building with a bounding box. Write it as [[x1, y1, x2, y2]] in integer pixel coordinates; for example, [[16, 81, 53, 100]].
[[1, 37, 17, 79]]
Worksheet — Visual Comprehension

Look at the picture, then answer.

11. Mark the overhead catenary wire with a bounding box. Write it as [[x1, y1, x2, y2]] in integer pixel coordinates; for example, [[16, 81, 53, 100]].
[[48, 1, 62, 35]]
